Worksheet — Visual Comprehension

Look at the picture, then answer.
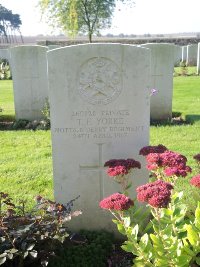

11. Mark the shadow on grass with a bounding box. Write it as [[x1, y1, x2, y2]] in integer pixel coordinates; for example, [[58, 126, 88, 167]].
[[0, 114, 16, 130], [150, 112, 191, 127], [185, 114, 200, 124], [0, 114, 15, 122], [0, 115, 15, 130]]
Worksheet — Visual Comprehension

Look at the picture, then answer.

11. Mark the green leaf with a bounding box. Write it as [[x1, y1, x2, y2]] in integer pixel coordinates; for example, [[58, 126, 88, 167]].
[[173, 192, 183, 204], [150, 234, 161, 246], [186, 225, 199, 246], [117, 223, 126, 235], [6, 253, 13, 260], [139, 233, 149, 251], [27, 243, 35, 251], [29, 250, 38, 258], [163, 208, 173, 216], [132, 206, 144, 218], [177, 255, 192, 266], [143, 220, 152, 234], [9, 248, 18, 254], [196, 256, 200, 265], [131, 224, 139, 240], [0, 257, 6, 265], [123, 216, 131, 227], [195, 202, 200, 229], [152, 220, 159, 232], [182, 240, 195, 257], [155, 258, 169, 266], [173, 205, 187, 219], [121, 241, 139, 255], [23, 251, 28, 259], [41, 260, 48, 267]]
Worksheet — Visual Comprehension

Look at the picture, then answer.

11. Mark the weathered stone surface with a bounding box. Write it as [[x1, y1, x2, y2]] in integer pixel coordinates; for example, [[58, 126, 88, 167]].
[[0, 49, 10, 61], [186, 44, 198, 66], [141, 43, 174, 121], [47, 44, 151, 233], [174, 45, 182, 66], [10, 45, 48, 120]]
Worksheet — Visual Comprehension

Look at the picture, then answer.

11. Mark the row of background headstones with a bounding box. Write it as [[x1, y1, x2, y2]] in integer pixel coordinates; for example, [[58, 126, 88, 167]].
[[0, 43, 187, 121]]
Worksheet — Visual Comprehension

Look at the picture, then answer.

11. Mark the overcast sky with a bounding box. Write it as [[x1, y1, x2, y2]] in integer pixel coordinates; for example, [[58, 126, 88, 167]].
[[1, 0, 200, 36]]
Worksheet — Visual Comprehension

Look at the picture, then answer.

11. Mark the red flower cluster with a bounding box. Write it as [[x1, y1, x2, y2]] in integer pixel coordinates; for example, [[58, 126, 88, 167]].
[[99, 193, 134, 211], [104, 158, 141, 177], [107, 166, 128, 177], [190, 175, 200, 188], [136, 180, 173, 208], [164, 166, 192, 177], [146, 150, 192, 177], [146, 153, 162, 170], [193, 154, 200, 163], [139, 145, 168, 156]]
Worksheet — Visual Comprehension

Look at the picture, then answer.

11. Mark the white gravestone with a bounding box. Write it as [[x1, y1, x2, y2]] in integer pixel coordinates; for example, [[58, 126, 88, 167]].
[[10, 45, 48, 120], [182, 46, 187, 62], [196, 43, 200, 74], [48, 45, 61, 50], [0, 49, 10, 61], [47, 44, 150, 232], [186, 44, 198, 66], [174, 45, 182, 66], [140, 43, 175, 121]]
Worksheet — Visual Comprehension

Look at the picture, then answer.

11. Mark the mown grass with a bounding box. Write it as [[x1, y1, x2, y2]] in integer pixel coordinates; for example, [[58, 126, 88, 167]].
[[0, 69, 200, 210], [173, 76, 200, 124], [0, 80, 15, 120], [0, 130, 53, 208]]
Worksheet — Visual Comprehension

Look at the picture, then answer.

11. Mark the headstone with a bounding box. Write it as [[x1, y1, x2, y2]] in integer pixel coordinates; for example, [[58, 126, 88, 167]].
[[48, 45, 61, 50], [0, 49, 10, 61], [186, 44, 198, 66], [140, 43, 175, 121], [182, 46, 187, 62], [10, 45, 48, 120], [174, 45, 182, 66], [196, 43, 200, 74], [47, 44, 150, 233]]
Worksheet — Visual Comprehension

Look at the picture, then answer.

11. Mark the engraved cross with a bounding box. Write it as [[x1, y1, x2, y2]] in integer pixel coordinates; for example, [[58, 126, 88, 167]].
[[79, 143, 105, 200], [152, 73, 163, 79]]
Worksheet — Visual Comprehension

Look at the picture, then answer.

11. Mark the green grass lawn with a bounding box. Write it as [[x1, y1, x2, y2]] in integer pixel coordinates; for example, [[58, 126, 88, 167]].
[[0, 130, 53, 208], [0, 80, 15, 120], [0, 71, 200, 210], [173, 76, 200, 124]]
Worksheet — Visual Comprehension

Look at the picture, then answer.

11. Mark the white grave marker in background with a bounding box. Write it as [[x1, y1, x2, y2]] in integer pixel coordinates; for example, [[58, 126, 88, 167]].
[[10, 45, 48, 120], [186, 44, 198, 66], [141, 43, 174, 121]]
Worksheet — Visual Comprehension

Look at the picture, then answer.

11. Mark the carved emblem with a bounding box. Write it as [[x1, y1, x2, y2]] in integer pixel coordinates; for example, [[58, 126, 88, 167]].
[[78, 57, 121, 105]]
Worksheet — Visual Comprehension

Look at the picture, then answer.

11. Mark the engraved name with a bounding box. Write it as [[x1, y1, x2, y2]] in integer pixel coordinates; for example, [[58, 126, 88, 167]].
[[54, 109, 144, 139]]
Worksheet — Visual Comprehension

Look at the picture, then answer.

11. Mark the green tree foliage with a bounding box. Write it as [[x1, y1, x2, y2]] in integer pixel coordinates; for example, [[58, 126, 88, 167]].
[[0, 4, 22, 43], [38, 0, 134, 42]]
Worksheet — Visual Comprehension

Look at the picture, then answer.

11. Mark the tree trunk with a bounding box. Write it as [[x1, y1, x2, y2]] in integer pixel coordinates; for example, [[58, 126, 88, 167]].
[[89, 32, 92, 43]]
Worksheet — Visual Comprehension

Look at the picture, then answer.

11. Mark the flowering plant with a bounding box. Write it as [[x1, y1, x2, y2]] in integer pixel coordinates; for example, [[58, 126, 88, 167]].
[[100, 145, 200, 267], [104, 158, 141, 192], [0, 193, 81, 267]]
